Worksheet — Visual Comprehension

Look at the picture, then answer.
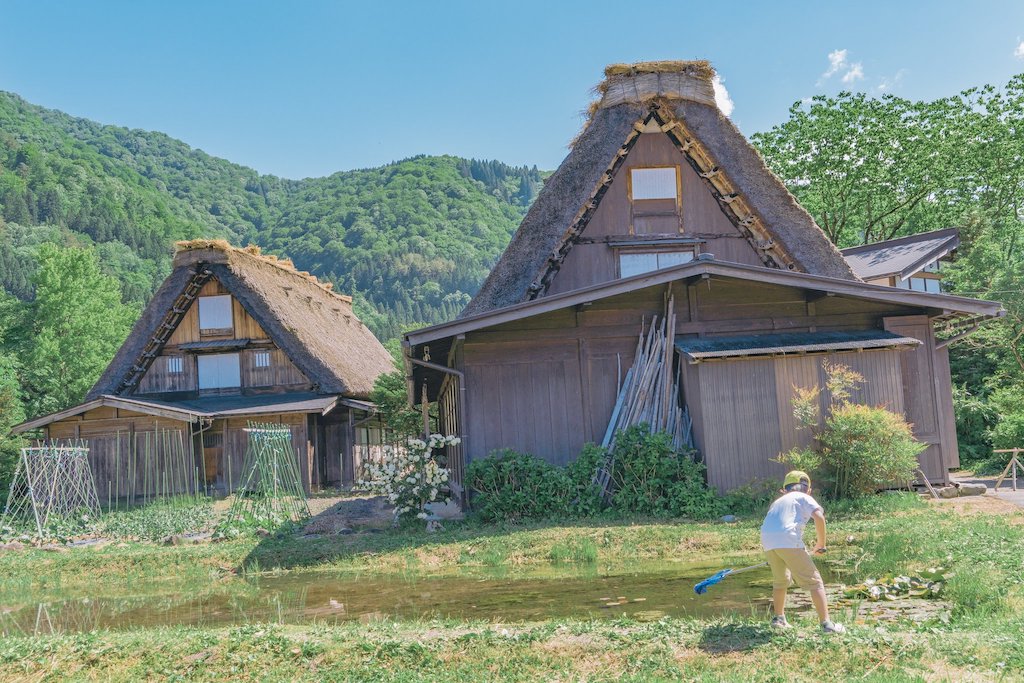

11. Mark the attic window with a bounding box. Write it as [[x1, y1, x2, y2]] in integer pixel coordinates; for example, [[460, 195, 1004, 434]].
[[197, 353, 241, 390], [619, 250, 695, 278], [630, 167, 678, 200], [167, 356, 183, 374], [253, 350, 271, 368], [198, 295, 233, 334]]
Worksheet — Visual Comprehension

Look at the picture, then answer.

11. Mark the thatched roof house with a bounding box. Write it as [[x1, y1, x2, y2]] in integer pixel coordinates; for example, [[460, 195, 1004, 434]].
[[90, 240, 392, 400], [408, 61, 1003, 496], [19, 240, 394, 496], [464, 60, 854, 318]]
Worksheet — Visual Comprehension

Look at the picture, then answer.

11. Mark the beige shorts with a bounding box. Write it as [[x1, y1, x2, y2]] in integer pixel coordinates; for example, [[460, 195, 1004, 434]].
[[765, 548, 824, 591]]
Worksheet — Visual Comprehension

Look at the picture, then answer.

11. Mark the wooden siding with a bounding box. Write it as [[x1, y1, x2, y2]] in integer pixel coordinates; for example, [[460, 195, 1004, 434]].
[[239, 348, 309, 389], [167, 278, 269, 345], [883, 315, 953, 482], [44, 409, 201, 502], [457, 277, 955, 489], [691, 348, 909, 492], [547, 132, 763, 296], [138, 354, 197, 394]]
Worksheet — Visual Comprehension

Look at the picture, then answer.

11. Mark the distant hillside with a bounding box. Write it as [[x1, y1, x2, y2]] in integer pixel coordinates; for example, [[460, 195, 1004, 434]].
[[0, 91, 543, 339]]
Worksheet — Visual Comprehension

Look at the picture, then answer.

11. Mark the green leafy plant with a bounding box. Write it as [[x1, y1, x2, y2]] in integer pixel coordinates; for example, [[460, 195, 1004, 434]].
[[605, 425, 722, 519], [466, 449, 572, 522], [779, 362, 924, 499]]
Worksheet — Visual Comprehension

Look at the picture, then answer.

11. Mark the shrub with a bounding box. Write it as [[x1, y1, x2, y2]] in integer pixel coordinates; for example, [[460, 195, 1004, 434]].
[[779, 362, 924, 499], [817, 403, 924, 498], [357, 433, 457, 520], [719, 479, 781, 516], [606, 425, 722, 519], [466, 449, 572, 522]]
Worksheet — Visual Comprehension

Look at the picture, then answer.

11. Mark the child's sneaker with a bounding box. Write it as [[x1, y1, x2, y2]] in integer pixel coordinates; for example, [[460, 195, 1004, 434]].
[[821, 621, 845, 634], [769, 615, 791, 629]]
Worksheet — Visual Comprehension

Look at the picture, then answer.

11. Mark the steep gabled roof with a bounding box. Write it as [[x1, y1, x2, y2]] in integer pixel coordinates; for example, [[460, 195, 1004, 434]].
[[841, 228, 960, 281], [463, 61, 855, 317], [88, 240, 394, 400]]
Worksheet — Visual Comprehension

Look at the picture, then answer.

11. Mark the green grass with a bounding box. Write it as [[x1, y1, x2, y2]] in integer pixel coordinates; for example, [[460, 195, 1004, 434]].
[[0, 493, 1022, 680]]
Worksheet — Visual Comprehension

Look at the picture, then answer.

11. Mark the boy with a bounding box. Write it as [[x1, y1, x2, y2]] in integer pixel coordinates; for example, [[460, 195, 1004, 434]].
[[760, 470, 845, 634]]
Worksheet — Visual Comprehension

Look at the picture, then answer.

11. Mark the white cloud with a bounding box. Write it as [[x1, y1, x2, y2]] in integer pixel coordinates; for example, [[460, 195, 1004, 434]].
[[841, 62, 865, 83], [1015, 39, 1024, 59], [877, 68, 907, 92], [712, 74, 734, 117], [821, 49, 848, 80]]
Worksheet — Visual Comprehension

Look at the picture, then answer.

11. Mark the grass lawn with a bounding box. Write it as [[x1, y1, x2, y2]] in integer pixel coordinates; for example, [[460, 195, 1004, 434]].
[[1, 493, 1022, 681]]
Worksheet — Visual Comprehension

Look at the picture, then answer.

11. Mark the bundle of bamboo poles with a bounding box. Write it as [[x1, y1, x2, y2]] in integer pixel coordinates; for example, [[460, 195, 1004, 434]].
[[595, 291, 693, 497]]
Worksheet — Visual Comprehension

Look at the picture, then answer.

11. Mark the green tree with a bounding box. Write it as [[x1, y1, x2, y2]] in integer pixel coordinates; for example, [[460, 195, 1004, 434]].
[[0, 352, 25, 501], [19, 244, 137, 417]]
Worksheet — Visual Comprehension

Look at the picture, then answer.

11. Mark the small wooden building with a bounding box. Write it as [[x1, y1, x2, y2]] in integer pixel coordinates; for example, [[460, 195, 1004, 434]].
[[841, 228, 960, 292], [404, 62, 1003, 493], [15, 240, 395, 496]]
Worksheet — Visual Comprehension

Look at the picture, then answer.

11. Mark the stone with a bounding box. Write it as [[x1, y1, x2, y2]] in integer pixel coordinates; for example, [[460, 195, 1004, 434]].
[[957, 483, 987, 496], [67, 538, 110, 549], [720, 514, 738, 523], [425, 520, 444, 534], [0, 541, 25, 552], [425, 500, 464, 521], [165, 532, 213, 546], [38, 543, 67, 552], [937, 486, 960, 499], [255, 528, 272, 538], [335, 528, 355, 535]]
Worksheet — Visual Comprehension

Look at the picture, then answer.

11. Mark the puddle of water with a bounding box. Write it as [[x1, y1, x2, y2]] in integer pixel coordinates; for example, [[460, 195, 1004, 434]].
[[0, 560, 835, 636]]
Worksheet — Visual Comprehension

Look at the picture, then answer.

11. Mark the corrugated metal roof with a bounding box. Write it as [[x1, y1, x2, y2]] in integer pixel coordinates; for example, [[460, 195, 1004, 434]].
[[177, 338, 253, 351], [841, 228, 960, 280], [676, 330, 922, 361]]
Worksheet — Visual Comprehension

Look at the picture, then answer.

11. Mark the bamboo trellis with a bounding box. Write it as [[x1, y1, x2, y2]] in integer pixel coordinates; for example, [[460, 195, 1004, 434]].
[[2, 443, 101, 536], [226, 422, 310, 525], [595, 291, 694, 498]]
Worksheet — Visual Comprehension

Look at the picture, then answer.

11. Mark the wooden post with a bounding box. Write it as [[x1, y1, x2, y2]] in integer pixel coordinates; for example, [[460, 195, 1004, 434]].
[[421, 383, 430, 438], [993, 448, 1023, 492]]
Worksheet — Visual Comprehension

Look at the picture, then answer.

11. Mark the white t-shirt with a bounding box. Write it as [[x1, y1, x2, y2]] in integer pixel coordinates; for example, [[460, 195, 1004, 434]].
[[760, 491, 823, 551]]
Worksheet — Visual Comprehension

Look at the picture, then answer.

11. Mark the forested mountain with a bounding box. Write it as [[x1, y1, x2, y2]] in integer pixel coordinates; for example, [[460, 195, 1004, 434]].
[[0, 91, 542, 339]]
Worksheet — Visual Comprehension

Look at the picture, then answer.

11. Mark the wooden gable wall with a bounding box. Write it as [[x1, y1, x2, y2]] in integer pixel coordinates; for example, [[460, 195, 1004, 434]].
[[136, 278, 311, 397], [546, 132, 763, 296]]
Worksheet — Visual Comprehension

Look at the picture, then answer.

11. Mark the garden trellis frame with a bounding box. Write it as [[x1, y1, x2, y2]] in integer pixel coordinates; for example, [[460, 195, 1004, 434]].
[[226, 422, 310, 524], [2, 442, 101, 536]]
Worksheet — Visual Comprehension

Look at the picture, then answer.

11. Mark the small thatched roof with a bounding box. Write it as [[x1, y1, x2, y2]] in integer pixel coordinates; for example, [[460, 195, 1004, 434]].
[[463, 60, 855, 317], [88, 241, 394, 400]]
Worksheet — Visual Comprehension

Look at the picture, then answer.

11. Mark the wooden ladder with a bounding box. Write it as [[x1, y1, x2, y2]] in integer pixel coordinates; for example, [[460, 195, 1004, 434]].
[[115, 268, 211, 394]]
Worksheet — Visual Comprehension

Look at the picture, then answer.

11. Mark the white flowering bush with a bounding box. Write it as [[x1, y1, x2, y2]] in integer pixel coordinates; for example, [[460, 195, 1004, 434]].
[[357, 433, 459, 521]]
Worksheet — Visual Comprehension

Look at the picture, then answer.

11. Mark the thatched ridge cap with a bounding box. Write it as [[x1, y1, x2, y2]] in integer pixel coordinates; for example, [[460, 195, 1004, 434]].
[[601, 60, 715, 82], [174, 239, 352, 303]]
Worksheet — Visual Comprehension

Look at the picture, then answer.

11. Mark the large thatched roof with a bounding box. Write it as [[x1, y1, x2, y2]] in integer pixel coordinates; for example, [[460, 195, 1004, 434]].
[[89, 240, 394, 400], [463, 61, 855, 317]]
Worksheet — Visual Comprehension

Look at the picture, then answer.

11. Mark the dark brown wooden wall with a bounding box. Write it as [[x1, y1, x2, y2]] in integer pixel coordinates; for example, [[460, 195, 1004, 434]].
[[547, 132, 763, 296], [456, 275, 956, 489]]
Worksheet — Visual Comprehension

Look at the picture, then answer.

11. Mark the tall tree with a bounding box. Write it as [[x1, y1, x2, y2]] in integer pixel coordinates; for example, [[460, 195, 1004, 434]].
[[19, 244, 137, 417]]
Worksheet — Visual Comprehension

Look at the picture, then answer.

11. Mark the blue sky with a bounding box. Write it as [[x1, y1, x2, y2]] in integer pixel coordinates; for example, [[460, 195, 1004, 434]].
[[3, 1, 1024, 178]]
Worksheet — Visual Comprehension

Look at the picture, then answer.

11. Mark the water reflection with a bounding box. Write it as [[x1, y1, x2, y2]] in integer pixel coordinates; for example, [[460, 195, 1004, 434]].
[[1, 561, 820, 635]]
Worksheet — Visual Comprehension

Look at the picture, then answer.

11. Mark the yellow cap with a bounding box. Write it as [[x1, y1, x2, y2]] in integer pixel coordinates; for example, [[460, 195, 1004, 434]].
[[784, 470, 811, 490]]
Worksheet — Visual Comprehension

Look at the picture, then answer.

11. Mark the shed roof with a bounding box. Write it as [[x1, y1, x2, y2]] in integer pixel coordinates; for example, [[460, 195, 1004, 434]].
[[462, 61, 855, 317], [12, 391, 369, 433], [841, 228, 960, 281], [675, 330, 921, 362], [408, 258, 1004, 348], [88, 240, 395, 401]]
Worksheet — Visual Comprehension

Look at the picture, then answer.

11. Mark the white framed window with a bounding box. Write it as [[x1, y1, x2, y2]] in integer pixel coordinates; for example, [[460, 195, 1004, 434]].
[[631, 167, 678, 200], [197, 353, 241, 390], [198, 295, 233, 332], [619, 250, 695, 278], [253, 350, 271, 368], [167, 356, 184, 374], [898, 276, 941, 293]]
